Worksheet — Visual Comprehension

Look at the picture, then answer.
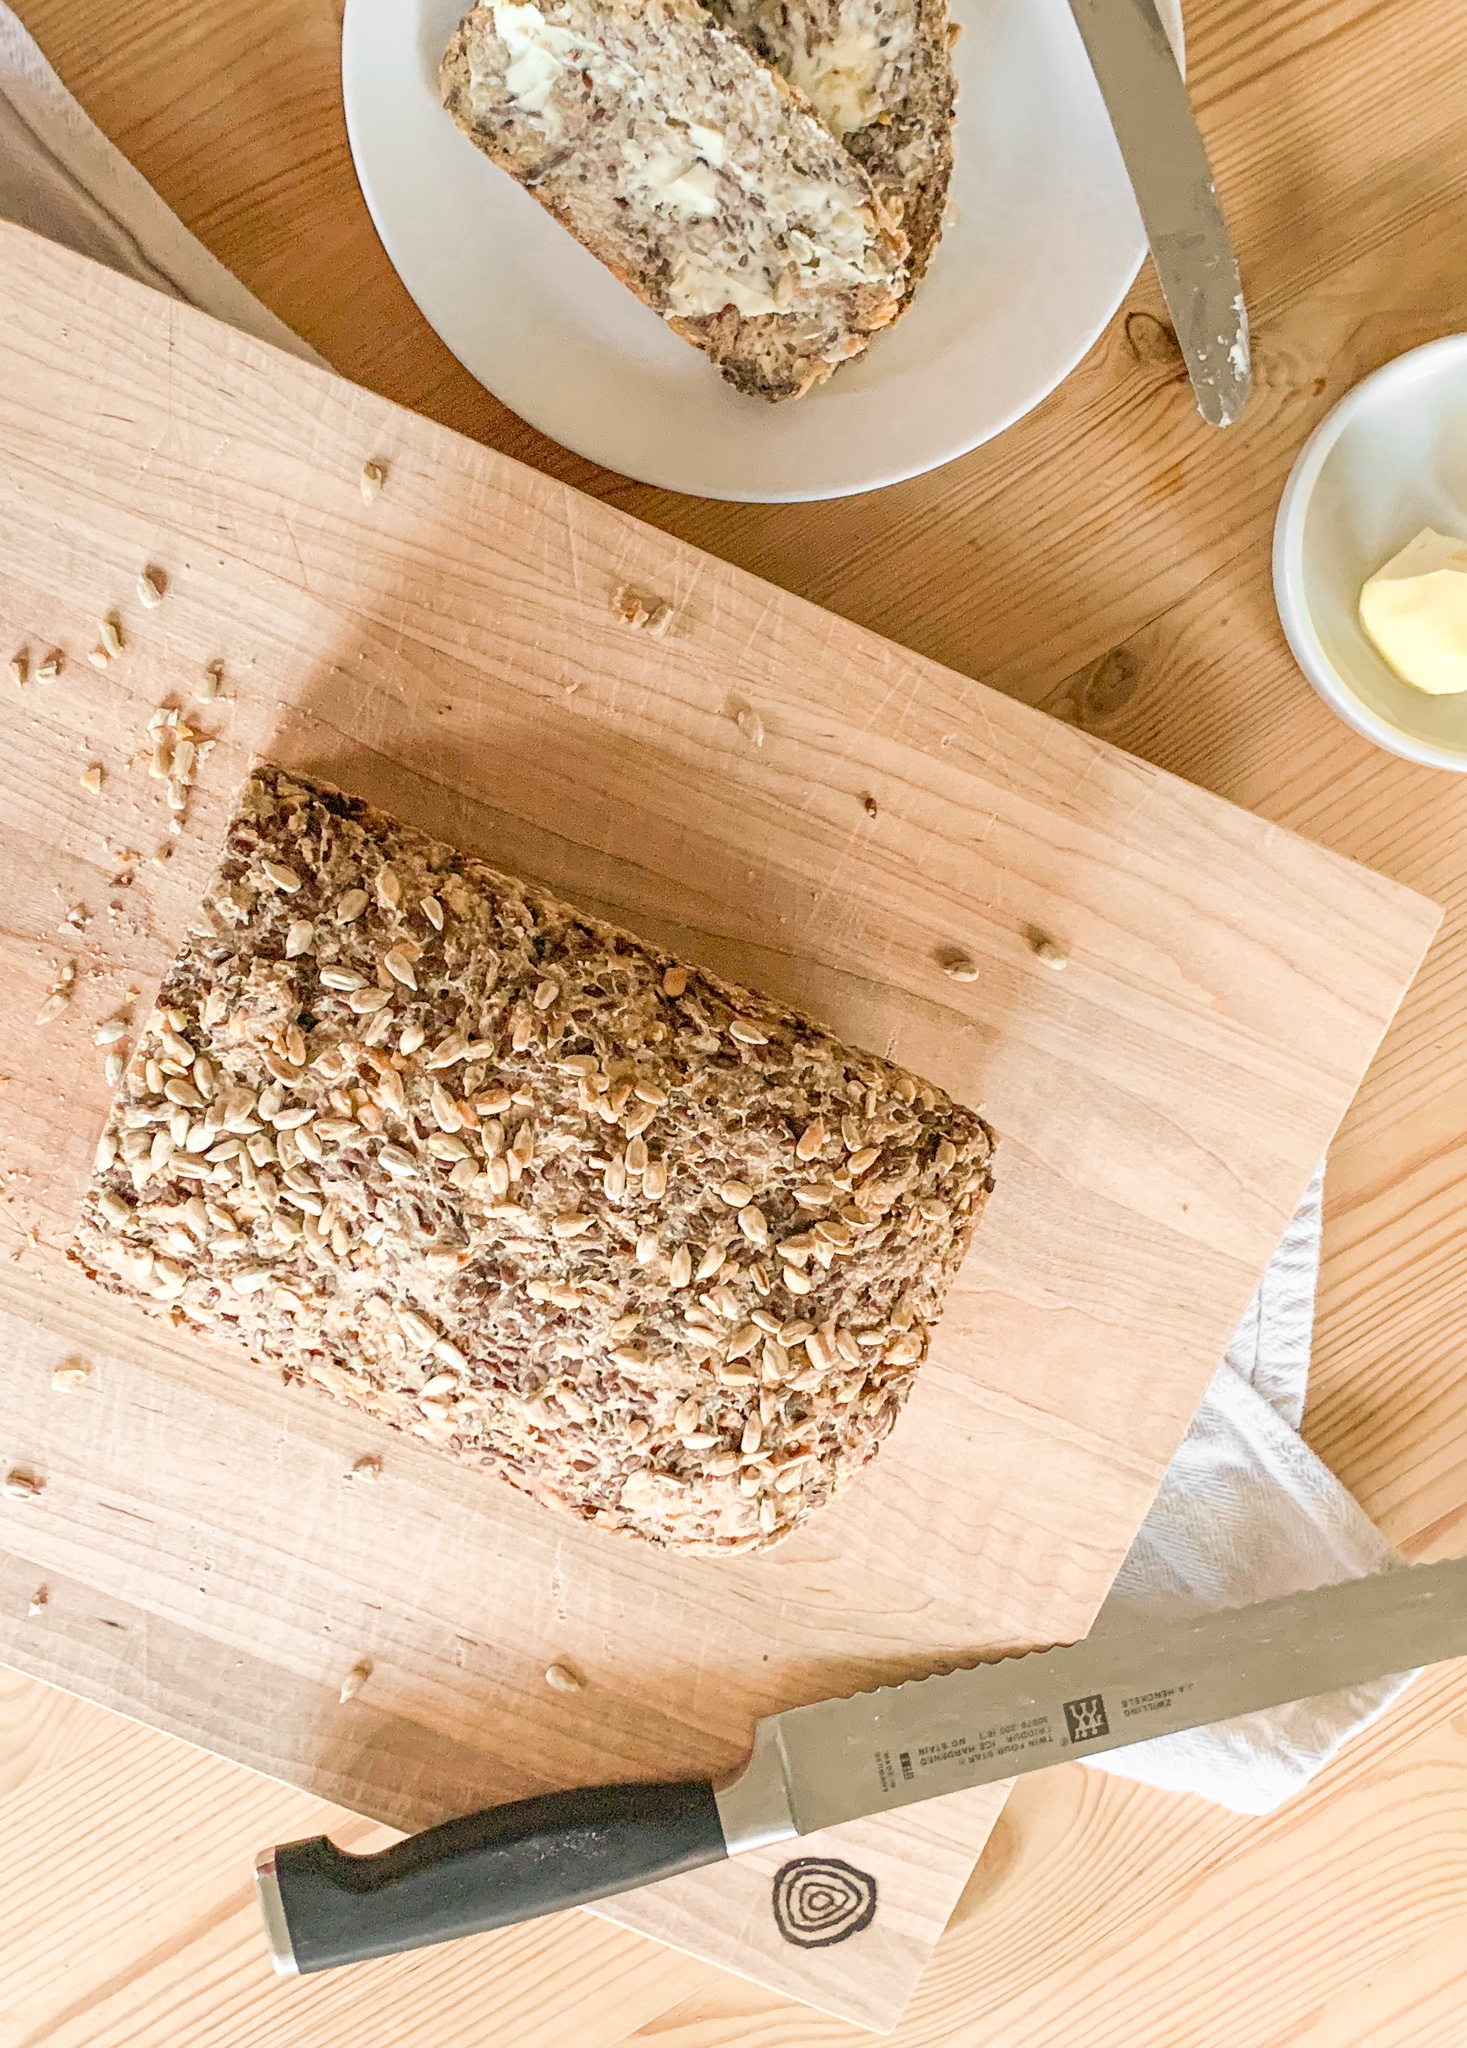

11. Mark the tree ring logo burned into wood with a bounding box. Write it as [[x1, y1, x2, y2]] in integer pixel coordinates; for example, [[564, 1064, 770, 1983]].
[[770, 1857, 878, 1947]]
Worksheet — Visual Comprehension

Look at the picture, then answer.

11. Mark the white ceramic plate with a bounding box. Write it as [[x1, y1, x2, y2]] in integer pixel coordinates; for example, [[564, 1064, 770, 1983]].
[[342, 0, 1179, 501], [1273, 336, 1467, 774]]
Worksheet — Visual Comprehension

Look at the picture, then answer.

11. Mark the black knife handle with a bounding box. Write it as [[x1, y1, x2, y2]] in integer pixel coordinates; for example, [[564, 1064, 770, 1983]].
[[255, 1780, 727, 1975]]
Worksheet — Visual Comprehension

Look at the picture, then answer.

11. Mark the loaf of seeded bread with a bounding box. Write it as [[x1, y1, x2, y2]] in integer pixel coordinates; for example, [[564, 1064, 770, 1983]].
[[700, 0, 958, 288], [72, 767, 997, 1556], [439, 0, 909, 400]]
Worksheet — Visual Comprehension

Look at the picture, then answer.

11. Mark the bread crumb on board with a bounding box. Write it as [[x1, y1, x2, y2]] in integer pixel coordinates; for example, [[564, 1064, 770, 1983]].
[[612, 585, 673, 636], [545, 1662, 582, 1693]]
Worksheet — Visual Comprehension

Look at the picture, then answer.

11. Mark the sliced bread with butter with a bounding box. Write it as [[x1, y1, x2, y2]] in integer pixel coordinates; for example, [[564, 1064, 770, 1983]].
[[702, 0, 958, 288], [439, 0, 909, 400]]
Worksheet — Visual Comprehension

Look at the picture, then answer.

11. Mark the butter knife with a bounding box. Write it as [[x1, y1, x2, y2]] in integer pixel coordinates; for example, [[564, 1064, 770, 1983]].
[[1066, 0, 1251, 426]]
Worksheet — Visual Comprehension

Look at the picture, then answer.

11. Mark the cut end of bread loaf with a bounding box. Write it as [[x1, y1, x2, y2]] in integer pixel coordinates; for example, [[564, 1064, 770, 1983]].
[[72, 765, 997, 1557], [440, 0, 909, 399]]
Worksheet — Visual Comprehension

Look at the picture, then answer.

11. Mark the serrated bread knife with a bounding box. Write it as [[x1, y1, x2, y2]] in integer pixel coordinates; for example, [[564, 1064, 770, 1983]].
[[255, 1558, 1466, 1974], [1066, 0, 1251, 426]]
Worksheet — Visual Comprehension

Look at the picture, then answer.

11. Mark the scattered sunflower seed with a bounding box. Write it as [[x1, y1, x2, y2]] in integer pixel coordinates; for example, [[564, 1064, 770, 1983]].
[[197, 660, 223, 701], [27, 1586, 47, 1617], [8, 653, 25, 687], [87, 646, 110, 670], [544, 1662, 582, 1693], [137, 567, 165, 607], [100, 615, 124, 657], [1033, 935, 1069, 970], [51, 1363, 92, 1391], [862, 793, 879, 818], [339, 1659, 372, 1702], [35, 989, 71, 1027], [360, 460, 386, 505], [105, 1052, 124, 1086], [736, 706, 764, 747], [2, 1470, 42, 1501], [942, 952, 981, 983], [348, 1455, 382, 1483], [79, 765, 103, 793], [36, 651, 62, 682]]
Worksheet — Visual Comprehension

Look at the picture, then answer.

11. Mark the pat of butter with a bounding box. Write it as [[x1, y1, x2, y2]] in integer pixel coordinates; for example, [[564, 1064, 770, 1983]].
[[635, 150, 720, 218], [490, 2, 578, 125], [1359, 527, 1467, 695], [788, 23, 885, 136], [666, 254, 779, 319]]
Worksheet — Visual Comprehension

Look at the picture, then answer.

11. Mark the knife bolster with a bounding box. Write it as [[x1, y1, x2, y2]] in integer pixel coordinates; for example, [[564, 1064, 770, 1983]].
[[714, 1717, 800, 1854]]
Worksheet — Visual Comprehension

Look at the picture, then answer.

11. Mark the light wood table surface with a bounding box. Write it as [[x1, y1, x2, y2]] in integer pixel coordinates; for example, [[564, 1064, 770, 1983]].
[[4, 0, 1467, 2043]]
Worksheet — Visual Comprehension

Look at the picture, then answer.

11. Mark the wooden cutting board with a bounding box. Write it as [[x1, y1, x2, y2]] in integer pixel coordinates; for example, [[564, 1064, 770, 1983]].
[[0, 223, 1439, 2031]]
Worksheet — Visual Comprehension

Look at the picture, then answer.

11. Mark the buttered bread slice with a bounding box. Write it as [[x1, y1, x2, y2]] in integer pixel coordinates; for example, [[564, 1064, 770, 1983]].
[[440, 0, 909, 399]]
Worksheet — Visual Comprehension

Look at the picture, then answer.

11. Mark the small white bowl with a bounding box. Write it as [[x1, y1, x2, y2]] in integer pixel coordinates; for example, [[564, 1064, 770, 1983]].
[[1273, 335, 1467, 772]]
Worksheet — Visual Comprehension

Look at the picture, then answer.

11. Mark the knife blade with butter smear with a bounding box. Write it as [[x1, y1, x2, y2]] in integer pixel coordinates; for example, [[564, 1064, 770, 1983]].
[[1066, 0, 1251, 426], [255, 1557, 1467, 1974]]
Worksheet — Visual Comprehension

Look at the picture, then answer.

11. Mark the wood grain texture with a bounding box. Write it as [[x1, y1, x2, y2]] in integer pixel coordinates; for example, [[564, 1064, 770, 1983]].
[[0, 219, 1437, 2029], [0, 0, 1465, 2037]]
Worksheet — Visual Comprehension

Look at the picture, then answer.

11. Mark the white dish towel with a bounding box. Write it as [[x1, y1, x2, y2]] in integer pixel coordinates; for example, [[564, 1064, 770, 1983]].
[[1085, 1163, 1415, 1813], [0, 2, 321, 367], [0, 3, 1413, 1818]]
